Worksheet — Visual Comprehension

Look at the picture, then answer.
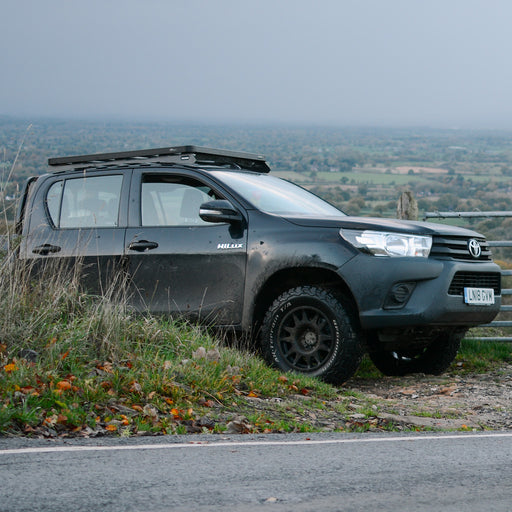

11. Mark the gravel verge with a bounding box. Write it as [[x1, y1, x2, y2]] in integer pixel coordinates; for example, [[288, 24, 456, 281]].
[[345, 364, 512, 431]]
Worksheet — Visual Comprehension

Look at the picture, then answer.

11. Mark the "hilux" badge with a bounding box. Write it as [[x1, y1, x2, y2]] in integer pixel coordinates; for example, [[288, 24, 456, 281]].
[[217, 243, 243, 250]]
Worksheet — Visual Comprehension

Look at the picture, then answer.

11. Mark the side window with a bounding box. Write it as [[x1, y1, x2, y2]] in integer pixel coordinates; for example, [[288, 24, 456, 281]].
[[47, 175, 123, 228], [46, 181, 63, 227], [141, 176, 221, 226]]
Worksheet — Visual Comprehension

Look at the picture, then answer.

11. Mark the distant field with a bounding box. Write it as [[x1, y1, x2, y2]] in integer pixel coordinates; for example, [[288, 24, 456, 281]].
[[274, 167, 510, 187]]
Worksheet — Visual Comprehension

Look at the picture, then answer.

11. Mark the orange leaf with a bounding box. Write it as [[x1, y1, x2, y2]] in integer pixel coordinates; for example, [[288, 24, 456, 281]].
[[4, 363, 18, 373], [131, 405, 143, 412], [105, 424, 117, 432], [56, 380, 72, 390], [248, 391, 259, 398], [164, 398, 174, 406], [170, 408, 182, 420], [57, 414, 68, 424], [60, 350, 70, 360]]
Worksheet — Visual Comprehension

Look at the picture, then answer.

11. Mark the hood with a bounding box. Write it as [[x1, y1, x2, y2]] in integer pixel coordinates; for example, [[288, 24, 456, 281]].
[[283, 215, 485, 238]]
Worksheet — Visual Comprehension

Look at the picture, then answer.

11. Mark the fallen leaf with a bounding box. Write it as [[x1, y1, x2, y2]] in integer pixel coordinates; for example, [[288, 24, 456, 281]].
[[130, 382, 142, 393], [56, 380, 72, 391], [170, 408, 182, 419], [57, 414, 68, 424], [226, 415, 252, 434]]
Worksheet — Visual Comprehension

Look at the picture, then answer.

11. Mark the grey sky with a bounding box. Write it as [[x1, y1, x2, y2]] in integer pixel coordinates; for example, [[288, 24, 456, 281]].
[[1, 0, 512, 128]]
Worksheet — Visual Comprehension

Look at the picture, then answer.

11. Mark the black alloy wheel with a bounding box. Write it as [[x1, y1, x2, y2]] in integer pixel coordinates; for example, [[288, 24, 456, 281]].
[[261, 286, 363, 384]]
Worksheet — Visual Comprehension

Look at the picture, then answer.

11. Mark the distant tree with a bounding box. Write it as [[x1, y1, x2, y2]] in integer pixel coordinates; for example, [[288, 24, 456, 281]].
[[435, 193, 460, 211], [358, 184, 368, 196]]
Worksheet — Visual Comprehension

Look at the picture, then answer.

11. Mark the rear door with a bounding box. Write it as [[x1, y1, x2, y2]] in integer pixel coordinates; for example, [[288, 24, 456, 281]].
[[125, 170, 247, 324], [20, 171, 129, 294]]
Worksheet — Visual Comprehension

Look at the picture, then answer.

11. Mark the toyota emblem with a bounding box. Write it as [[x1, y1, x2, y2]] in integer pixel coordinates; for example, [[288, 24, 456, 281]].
[[468, 239, 482, 258]]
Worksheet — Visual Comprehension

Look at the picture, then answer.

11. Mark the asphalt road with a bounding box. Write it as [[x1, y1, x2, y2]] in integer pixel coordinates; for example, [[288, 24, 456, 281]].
[[1, 432, 511, 512]]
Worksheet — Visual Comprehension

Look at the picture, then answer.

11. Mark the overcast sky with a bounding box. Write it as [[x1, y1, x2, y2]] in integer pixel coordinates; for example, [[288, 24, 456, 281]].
[[2, 0, 512, 128]]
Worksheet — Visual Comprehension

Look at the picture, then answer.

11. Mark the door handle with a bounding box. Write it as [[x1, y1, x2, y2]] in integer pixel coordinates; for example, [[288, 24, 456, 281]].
[[32, 244, 61, 255], [128, 240, 159, 252]]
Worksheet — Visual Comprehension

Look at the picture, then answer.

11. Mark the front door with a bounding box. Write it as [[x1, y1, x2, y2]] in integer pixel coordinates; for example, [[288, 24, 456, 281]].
[[125, 172, 247, 325]]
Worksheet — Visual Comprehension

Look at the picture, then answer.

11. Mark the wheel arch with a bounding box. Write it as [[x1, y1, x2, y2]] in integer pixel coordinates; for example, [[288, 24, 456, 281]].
[[251, 267, 358, 335]]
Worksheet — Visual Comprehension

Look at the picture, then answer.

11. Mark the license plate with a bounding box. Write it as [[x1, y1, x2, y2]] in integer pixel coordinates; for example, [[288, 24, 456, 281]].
[[464, 287, 495, 305]]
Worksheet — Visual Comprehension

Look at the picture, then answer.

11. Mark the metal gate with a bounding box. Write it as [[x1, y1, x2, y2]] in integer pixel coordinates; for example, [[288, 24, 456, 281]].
[[424, 211, 512, 342]]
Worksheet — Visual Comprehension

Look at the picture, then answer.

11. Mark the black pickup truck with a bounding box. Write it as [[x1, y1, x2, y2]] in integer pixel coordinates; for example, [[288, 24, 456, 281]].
[[15, 146, 501, 383]]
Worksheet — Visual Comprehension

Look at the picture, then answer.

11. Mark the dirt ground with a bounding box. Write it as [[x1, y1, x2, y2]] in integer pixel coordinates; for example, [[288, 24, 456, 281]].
[[345, 364, 512, 431]]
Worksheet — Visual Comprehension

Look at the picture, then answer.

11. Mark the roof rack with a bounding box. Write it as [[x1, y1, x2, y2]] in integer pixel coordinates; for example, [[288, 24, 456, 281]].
[[48, 145, 270, 173]]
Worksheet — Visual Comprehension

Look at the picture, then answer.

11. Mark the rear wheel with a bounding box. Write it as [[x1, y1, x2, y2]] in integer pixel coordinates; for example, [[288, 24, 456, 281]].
[[368, 329, 465, 376], [260, 286, 363, 384]]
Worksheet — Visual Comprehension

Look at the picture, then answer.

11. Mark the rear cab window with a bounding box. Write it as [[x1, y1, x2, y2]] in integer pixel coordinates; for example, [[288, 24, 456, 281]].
[[46, 175, 123, 228]]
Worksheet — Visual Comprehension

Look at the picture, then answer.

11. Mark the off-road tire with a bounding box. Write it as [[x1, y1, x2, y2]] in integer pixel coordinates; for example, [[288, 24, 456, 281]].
[[368, 329, 465, 376], [260, 286, 364, 384]]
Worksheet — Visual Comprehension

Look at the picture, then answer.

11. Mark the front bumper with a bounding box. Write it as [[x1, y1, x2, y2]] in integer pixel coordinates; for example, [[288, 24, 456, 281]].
[[340, 255, 501, 330]]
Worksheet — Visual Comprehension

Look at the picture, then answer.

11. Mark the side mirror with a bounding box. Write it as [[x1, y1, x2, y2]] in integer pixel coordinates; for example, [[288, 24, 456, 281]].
[[199, 200, 243, 224]]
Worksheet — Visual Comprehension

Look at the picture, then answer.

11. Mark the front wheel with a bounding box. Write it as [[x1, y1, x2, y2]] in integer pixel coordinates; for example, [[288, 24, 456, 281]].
[[260, 286, 364, 384], [368, 329, 466, 376]]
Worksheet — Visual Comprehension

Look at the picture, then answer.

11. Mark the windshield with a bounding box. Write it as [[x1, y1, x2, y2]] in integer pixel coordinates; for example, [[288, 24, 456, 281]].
[[212, 171, 345, 217]]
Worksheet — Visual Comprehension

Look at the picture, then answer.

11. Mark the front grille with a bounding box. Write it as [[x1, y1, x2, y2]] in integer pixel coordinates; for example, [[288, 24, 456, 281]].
[[430, 235, 492, 261], [448, 272, 501, 296]]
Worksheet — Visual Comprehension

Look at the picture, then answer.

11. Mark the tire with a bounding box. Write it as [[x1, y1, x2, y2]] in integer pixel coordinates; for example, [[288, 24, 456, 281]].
[[260, 286, 364, 384], [368, 329, 465, 376]]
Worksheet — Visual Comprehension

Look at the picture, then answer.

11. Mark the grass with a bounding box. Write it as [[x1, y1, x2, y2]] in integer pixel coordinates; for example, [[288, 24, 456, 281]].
[[0, 254, 511, 437], [0, 256, 342, 436]]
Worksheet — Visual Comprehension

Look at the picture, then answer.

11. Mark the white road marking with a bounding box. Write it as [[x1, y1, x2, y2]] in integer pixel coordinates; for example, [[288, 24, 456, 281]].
[[1, 432, 511, 456]]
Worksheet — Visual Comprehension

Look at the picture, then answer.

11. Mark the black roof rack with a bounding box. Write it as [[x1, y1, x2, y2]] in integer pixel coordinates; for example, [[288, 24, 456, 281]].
[[48, 145, 270, 173]]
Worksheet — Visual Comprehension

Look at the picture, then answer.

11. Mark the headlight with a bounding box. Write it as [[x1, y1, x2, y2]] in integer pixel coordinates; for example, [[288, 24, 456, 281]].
[[341, 229, 432, 257]]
